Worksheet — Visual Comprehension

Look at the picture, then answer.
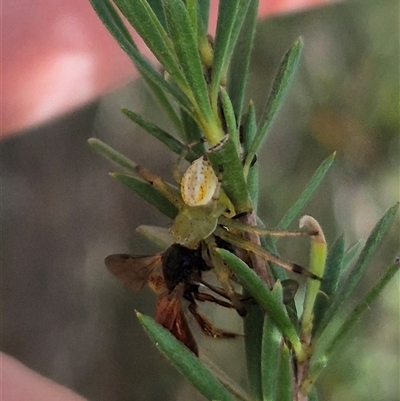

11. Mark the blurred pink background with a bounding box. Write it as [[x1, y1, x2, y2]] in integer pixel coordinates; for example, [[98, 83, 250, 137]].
[[7, 1, 386, 401], [2, 0, 337, 136]]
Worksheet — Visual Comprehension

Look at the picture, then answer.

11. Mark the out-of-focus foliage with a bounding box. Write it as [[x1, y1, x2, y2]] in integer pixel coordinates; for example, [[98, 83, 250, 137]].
[[248, 2, 399, 400], [2, 1, 398, 401]]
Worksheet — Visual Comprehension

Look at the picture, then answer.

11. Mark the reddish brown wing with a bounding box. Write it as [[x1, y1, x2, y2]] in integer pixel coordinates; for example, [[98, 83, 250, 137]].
[[105, 253, 162, 291], [154, 286, 198, 356]]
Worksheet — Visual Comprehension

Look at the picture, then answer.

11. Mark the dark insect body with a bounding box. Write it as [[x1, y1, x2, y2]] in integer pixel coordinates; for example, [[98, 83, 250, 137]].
[[161, 244, 207, 294], [105, 243, 239, 355]]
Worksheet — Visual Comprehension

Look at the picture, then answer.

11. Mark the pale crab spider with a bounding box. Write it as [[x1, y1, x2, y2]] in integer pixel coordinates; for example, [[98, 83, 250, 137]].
[[170, 135, 236, 248], [134, 136, 320, 315]]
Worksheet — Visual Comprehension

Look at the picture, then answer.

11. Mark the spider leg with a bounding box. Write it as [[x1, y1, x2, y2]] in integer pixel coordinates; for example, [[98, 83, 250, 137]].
[[215, 226, 322, 280]]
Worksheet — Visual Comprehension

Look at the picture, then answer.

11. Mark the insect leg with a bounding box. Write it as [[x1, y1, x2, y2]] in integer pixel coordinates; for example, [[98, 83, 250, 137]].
[[194, 291, 235, 309], [154, 287, 199, 355], [188, 302, 241, 339]]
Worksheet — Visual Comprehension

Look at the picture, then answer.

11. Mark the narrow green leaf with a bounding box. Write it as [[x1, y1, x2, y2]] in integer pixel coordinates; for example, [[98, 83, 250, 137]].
[[326, 258, 400, 356], [220, 88, 240, 152], [88, 139, 182, 219], [241, 102, 257, 154], [90, 0, 134, 45], [321, 235, 346, 296], [227, 0, 258, 124], [89, 0, 194, 116], [261, 283, 283, 401], [93, 0, 184, 129], [276, 344, 293, 401], [216, 248, 304, 360], [211, 0, 251, 108], [313, 235, 345, 334], [242, 102, 259, 209], [88, 138, 137, 173], [310, 258, 400, 381], [121, 108, 186, 156], [200, 355, 251, 401], [196, 4, 212, 69], [162, 0, 214, 127], [179, 109, 205, 152], [300, 216, 327, 339], [276, 152, 336, 233], [136, 312, 235, 401], [207, 135, 252, 214], [136, 225, 173, 249], [286, 303, 300, 336], [244, 38, 303, 174], [342, 240, 363, 271], [143, 76, 184, 132], [186, 0, 198, 39], [197, 0, 210, 37], [113, 0, 188, 87], [243, 303, 264, 401], [146, 0, 167, 30], [111, 173, 178, 219], [314, 203, 399, 339]]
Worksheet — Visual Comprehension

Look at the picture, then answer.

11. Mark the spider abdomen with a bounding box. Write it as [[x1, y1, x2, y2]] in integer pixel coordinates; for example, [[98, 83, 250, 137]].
[[181, 156, 218, 206]]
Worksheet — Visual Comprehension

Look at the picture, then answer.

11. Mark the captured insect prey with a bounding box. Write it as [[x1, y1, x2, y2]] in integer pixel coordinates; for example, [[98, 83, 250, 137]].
[[132, 134, 320, 279], [103, 135, 320, 356], [105, 244, 240, 355], [127, 140, 320, 319], [161, 243, 207, 293], [86, 2, 399, 392]]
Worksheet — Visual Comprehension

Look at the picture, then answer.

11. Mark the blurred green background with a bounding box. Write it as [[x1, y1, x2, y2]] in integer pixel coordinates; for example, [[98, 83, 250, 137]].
[[2, 0, 399, 400]]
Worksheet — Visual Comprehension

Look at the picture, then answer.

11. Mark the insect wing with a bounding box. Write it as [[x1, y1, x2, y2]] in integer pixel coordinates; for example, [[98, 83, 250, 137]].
[[105, 253, 162, 291], [154, 288, 198, 355]]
